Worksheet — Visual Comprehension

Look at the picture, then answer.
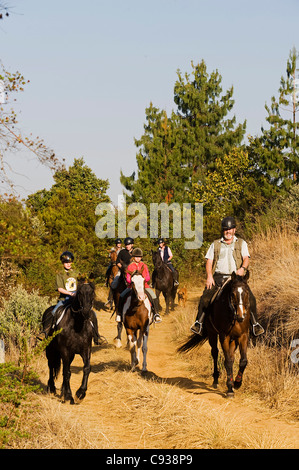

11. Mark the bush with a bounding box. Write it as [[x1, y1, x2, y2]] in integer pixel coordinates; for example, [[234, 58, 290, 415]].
[[0, 285, 51, 350]]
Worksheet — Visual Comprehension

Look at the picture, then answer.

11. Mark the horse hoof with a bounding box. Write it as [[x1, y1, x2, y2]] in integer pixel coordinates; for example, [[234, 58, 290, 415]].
[[75, 390, 86, 403], [212, 383, 218, 389], [226, 391, 235, 398], [234, 380, 242, 390], [113, 338, 122, 348]]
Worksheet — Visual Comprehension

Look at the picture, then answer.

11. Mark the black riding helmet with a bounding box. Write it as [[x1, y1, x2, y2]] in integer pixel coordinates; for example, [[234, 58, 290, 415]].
[[60, 251, 74, 263], [124, 237, 134, 245], [115, 238, 122, 244], [221, 217, 236, 231]]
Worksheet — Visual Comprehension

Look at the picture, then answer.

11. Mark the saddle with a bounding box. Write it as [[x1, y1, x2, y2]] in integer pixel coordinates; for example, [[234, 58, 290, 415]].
[[210, 276, 231, 304]]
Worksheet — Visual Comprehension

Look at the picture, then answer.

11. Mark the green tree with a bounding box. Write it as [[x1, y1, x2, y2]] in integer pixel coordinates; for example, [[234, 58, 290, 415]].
[[174, 60, 246, 190], [121, 60, 246, 204], [121, 105, 186, 203], [26, 158, 111, 280], [247, 48, 299, 192]]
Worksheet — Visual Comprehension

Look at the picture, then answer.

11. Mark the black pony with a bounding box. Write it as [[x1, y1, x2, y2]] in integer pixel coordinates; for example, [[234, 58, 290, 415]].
[[178, 272, 251, 397], [43, 278, 96, 404], [152, 250, 179, 315]]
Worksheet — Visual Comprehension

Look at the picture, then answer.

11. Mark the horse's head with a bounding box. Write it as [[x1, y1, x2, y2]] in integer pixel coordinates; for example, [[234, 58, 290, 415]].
[[110, 250, 118, 264], [130, 271, 146, 302], [230, 271, 250, 322], [152, 250, 162, 268], [75, 277, 95, 316]]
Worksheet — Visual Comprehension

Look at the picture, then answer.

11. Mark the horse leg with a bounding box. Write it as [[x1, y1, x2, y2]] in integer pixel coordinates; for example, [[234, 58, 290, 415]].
[[114, 321, 123, 348], [46, 344, 61, 395], [141, 327, 149, 373], [127, 331, 138, 371], [75, 347, 91, 402], [61, 353, 75, 404], [164, 292, 170, 315], [222, 338, 237, 397], [234, 334, 248, 390], [209, 333, 219, 388]]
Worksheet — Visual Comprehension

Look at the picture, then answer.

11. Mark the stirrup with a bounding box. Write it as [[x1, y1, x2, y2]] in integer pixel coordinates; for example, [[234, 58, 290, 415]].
[[190, 321, 203, 335], [252, 322, 264, 336], [154, 314, 162, 323]]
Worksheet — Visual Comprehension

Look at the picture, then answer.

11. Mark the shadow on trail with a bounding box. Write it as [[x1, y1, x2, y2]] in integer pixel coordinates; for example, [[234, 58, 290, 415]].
[[138, 370, 225, 398]]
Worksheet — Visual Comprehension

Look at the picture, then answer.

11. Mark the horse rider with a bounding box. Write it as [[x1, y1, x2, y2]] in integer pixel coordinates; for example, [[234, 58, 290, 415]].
[[110, 236, 134, 292], [116, 247, 162, 323], [104, 238, 122, 307], [37, 251, 101, 344], [157, 238, 179, 286], [190, 217, 264, 337], [105, 238, 122, 286]]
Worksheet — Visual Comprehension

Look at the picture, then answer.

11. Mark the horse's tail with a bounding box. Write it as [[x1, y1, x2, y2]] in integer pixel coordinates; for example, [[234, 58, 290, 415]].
[[177, 331, 208, 353]]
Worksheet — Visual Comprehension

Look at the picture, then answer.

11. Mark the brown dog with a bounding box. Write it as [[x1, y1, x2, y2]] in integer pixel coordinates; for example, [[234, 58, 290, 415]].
[[178, 285, 187, 307]]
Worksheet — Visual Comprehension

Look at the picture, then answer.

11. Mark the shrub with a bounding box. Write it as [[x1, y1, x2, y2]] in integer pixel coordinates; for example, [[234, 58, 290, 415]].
[[0, 285, 50, 350]]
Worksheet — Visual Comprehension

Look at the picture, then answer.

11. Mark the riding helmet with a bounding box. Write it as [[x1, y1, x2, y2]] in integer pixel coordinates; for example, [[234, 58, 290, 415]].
[[221, 217, 236, 230], [132, 247, 143, 257], [115, 238, 122, 244], [158, 238, 165, 244], [60, 251, 74, 263], [124, 237, 134, 245]]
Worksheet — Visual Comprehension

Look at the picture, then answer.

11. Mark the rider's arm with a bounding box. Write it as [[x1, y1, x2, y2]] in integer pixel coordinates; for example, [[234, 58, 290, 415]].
[[205, 258, 215, 289], [58, 287, 76, 297], [236, 256, 249, 276]]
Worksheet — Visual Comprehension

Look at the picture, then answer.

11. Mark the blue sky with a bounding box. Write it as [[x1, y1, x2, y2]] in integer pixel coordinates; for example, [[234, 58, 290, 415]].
[[1, 0, 298, 203]]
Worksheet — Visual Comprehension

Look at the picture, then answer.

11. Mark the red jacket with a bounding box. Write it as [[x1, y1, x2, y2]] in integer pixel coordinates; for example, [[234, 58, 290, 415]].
[[126, 261, 150, 288]]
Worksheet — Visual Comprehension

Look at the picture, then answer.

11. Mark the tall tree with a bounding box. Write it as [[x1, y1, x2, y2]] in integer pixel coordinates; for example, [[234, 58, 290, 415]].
[[121, 105, 186, 203], [121, 60, 246, 204], [247, 48, 299, 191], [174, 60, 246, 189]]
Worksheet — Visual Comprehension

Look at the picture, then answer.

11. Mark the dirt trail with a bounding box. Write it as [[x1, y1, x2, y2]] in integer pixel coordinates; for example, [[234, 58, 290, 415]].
[[39, 288, 299, 449]]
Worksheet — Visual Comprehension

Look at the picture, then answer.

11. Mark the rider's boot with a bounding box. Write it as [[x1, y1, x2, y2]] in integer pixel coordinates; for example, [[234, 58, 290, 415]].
[[152, 298, 162, 323], [190, 311, 205, 335]]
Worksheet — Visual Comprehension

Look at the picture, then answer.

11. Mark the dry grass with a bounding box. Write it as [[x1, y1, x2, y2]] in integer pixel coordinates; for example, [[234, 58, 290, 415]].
[[14, 366, 297, 449], [249, 225, 299, 345]]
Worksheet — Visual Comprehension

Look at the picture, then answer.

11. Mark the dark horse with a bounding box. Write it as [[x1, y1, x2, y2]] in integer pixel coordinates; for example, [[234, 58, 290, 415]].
[[43, 278, 96, 404], [112, 265, 127, 348], [178, 272, 251, 397], [152, 250, 178, 314], [106, 250, 120, 310], [123, 271, 152, 372]]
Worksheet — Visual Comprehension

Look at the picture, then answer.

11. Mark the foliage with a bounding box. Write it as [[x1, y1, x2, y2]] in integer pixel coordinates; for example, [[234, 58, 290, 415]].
[[0, 285, 50, 348], [26, 157, 111, 281], [173, 60, 246, 188], [247, 48, 299, 191], [121, 60, 246, 205], [0, 195, 57, 295]]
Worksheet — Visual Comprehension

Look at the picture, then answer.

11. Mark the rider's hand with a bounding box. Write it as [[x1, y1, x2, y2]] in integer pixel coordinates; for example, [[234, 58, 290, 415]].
[[206, 275, 215, 289]]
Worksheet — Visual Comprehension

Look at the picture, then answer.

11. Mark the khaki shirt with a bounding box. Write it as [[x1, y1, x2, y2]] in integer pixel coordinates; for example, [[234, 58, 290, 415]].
[[205, 236, 250, 275], [56, 268, 78, 298]]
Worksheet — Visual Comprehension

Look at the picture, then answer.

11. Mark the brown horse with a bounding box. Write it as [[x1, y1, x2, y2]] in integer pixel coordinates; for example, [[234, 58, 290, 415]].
[[178, 272, 251, 397], [123, 271, 152, 372]]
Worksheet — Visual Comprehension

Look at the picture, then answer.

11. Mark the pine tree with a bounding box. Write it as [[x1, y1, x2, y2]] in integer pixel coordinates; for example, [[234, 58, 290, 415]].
[[120, 104, 187, 203], [121, 60, 246, 204], [174, 60, 246, 189], [248, 48, 299, 191]]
